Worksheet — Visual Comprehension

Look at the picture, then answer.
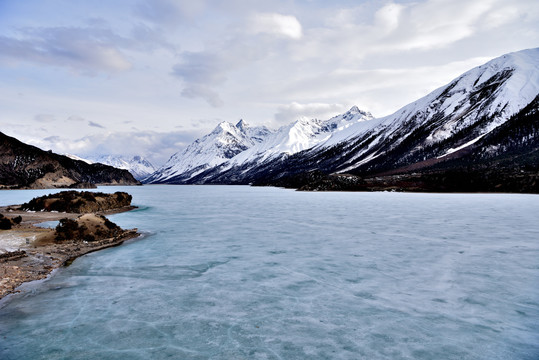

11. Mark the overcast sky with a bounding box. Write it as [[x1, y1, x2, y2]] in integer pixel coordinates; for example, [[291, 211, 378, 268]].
[[1, 0, 538, 166]]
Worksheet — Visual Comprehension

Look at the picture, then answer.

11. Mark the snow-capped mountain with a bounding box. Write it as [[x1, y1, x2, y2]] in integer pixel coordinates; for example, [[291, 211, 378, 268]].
[[145, 120, 273, 183], [94, 155, 156, 181], [146, 47, 539, 187], [145, 107, 372, 184], [230, 106, 373, 165], [316, 46, 539, 175]]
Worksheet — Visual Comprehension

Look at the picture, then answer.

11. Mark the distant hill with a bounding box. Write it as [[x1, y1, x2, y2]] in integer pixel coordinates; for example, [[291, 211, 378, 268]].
[[0, 132, 141, 189]]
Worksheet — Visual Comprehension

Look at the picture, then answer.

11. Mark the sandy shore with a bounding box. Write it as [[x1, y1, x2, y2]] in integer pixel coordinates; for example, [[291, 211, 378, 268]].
[[0, 205, 139, 301]]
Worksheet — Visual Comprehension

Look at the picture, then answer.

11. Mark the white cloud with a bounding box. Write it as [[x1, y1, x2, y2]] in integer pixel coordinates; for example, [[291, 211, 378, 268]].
[[67, 115, 85, 122], [181, 85, 224, 108], [171, 52, 231, 107], [0, 26, 132, 74], [389, 0, 494, 50], [480, 3, 529, 29], [34, 114, 56, 123], [294, 0, 508, 63], [272, 56, 493, 117], [249, 13, 303, 39], [374, 3, 404, 34], [135, 0, 207, 28], [83, 45, 131, 71]]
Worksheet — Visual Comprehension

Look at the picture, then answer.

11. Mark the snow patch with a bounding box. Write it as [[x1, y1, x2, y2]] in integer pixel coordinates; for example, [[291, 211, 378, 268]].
[[437, 134, 486, 159]]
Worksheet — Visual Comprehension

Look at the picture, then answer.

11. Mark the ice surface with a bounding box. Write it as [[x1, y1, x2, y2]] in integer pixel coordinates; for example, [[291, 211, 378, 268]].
[[1, 186, 538, 359]]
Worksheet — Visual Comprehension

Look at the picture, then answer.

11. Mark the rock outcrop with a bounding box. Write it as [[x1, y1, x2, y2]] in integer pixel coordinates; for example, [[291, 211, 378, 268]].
[[20, 191, 133, 213], [0, 191, 139, 300]]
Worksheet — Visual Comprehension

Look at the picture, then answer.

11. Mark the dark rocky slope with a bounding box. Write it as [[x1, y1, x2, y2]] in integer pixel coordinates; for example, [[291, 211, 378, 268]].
[[0, 132, 140, 189]]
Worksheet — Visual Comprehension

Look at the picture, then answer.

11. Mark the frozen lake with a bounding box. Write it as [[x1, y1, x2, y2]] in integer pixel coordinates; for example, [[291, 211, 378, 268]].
[[1, 185, 538, 359]]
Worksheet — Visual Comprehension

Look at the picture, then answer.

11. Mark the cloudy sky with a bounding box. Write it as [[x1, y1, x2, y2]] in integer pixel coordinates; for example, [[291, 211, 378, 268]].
[[1, 0, 538, 166]]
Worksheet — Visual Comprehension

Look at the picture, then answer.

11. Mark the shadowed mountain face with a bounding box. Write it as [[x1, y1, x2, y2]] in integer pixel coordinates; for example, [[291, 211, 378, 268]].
[[142, 48, 539, 192], [262, 97, 539, 193], [0, 132, 140, 189]]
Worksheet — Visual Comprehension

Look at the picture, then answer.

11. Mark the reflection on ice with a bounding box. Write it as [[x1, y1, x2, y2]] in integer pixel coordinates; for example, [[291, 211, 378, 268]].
[[0, 186, 538, 359]]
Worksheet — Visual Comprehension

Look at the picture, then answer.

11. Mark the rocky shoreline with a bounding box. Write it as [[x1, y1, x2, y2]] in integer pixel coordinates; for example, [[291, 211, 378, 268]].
[[0, 204, 139, 302]]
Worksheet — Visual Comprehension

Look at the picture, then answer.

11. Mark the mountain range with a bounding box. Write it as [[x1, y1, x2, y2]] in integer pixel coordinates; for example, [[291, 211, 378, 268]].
[[146, 106, 374, 184], [2, 48, 537, 192], [144, 47, 539, 192]]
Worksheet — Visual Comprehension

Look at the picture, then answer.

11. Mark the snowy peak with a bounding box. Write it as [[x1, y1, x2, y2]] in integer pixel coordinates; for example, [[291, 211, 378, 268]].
[[211, 121, 239, 137], [244, 124, 273, 144], [463, 48, 539, 118], [345, 105, 372, 119], [225, 106, 374, 166], [314, 47, 539, 174], [270, 118, 324, 154], [145, 120, 274, 183], [132, 155, 151, 166], [95, 155, 129, 169], [324, 106, 374, 129], [146, 105, 375, 184], [235, 119, 248, 131], [127, 156, 156, 180], [377, 48, 539, 145], [93, 155, 156, 181]]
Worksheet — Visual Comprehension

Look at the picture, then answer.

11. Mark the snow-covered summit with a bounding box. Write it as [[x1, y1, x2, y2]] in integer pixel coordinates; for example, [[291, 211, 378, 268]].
[[144, 105, 374, 184], [93, 155, 156, 181], [235, 119, 248, 132], [311, 47, 539, 173], [229, 106, 374, 166], [317, 48, 539, 150], [397, 48, 538, 132], [145, 120, 273, 183]]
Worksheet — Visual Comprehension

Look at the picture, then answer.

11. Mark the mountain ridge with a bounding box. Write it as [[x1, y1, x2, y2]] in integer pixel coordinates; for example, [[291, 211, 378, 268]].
[[141, 47, 538, 192], [0, 132, 141, 189], [146, 105, 374, 184], [145, 119, 273, 184]]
